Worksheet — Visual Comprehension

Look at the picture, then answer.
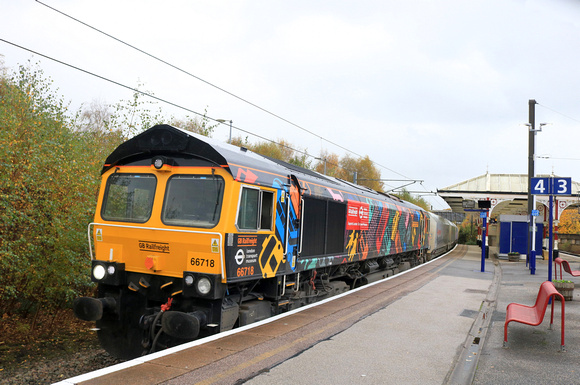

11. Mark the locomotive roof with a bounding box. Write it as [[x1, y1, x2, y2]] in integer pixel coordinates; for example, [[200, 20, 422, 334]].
[[103, 124, 421, 210]]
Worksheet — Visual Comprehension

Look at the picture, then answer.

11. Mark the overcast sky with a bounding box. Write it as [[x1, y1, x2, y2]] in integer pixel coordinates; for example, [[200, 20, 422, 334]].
[[3, 0, 580, 210]]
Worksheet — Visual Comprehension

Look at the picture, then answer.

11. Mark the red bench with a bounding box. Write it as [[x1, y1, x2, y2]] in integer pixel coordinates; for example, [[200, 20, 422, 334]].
[[554, 257, 580, 280], [504, 281, 565, 350]]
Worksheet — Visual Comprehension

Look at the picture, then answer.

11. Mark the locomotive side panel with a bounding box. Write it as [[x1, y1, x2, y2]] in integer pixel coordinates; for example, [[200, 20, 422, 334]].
[[426, 212, 458, 258], [297, 194, 428, 273], [222, 174, 302, 282]]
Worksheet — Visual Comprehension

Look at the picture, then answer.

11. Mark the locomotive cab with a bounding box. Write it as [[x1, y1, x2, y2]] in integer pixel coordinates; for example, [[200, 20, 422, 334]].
[[74, 126, 243, 358]]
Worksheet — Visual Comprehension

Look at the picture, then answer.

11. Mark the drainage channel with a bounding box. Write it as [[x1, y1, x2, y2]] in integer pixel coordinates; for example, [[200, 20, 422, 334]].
[[444, 257, 501, 385]]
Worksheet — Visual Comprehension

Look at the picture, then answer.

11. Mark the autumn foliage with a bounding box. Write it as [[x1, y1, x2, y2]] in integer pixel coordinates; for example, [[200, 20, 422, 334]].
[[0, 64, 121, 320], [558, 208, 580, 234]]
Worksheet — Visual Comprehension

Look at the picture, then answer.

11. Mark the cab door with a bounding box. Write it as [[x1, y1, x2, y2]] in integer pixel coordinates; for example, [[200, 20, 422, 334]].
[[285, 175, 303, 270]]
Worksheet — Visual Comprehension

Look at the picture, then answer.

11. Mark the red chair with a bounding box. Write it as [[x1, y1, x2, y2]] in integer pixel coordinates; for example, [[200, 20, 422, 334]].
[[504, 281, 565, 350], [554, 257, 580, 280]]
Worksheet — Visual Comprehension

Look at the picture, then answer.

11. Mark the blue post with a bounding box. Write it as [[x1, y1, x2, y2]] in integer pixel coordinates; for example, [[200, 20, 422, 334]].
[[481, 211, 487, 273], [530, 212, 536, 275], [548, 194, 553, 282], [530, 248, 536, 274]]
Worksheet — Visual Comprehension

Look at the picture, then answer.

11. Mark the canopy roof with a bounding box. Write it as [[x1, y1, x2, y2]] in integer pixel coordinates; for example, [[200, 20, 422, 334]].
[[438, 173, 580, 217]]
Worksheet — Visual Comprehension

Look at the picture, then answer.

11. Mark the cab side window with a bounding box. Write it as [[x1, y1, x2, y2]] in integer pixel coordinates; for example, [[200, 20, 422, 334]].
[[237, 187, 274, 231]]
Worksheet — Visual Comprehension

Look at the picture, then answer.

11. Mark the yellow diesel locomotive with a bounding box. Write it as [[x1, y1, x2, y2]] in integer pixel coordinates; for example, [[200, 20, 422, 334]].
[[74, 124, 457, 359]]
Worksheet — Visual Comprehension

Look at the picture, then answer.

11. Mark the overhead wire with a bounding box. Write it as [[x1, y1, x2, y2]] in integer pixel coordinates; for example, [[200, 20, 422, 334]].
[[1, 37, 376, 183], [2, 39, 437, 206], [0, 38, 377, 188], [0, 38, 297, 154], [34, 0, 326, 141], [537, 156, 580, 161], [34, 0, 414, 182], [538, 103, 580, 125], [535, 103, 580, 164]]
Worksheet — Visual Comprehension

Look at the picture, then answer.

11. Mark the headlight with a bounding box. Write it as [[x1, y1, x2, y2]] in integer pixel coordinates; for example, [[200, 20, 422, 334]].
[[93, 264, 106, 280], [153, 157, 164, 169], [90, 261, 125, 285], [197, 277, 212, 295], [182, 273, 223, 299]]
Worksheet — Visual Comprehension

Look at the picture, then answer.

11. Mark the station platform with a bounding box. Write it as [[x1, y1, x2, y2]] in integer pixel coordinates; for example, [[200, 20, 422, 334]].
[[247, 246, 580, 385], [246, 247, 580, 385], [59, 245, 580, 385], [471, 250, 580, 385], [245, 244, 495, 385]]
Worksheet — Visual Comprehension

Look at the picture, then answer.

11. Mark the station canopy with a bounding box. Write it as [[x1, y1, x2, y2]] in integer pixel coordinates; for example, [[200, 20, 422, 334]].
[[437, 173, 580, 220]]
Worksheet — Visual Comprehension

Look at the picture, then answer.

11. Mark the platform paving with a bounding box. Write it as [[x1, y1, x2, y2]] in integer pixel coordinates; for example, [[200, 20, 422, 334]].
[[244, 247, 580, 385], [244, 245, 495, 385], [472, 251, 580, 384]]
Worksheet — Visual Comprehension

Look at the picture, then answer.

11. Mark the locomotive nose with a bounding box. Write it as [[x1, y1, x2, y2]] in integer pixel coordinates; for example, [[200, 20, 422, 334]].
[[73, 297, 116, 321]]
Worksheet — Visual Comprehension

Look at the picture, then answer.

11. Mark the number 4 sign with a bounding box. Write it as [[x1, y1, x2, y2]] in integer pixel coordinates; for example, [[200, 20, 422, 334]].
[[531, 177, 572, 195], [531, 177, 549, 194]]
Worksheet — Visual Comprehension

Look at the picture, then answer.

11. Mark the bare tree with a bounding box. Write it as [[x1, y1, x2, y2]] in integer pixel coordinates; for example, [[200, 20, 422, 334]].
[[78, 99, 112, 133]]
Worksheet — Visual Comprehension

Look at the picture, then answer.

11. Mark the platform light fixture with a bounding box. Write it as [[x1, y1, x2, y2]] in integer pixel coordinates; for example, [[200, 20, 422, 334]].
[[528, 122, 550, 132]]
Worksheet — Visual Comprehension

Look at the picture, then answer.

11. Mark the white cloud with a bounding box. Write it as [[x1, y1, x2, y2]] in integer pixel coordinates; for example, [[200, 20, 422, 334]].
[[272, 15, 392, 65]]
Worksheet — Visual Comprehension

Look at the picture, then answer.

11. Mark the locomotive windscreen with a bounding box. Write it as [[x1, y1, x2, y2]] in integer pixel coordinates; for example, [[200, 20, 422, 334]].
[[101, 173, 157, 223]]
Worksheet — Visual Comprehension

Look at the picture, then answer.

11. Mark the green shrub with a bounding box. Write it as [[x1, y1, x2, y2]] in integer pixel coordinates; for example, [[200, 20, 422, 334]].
[[0, 63, 111, 316]]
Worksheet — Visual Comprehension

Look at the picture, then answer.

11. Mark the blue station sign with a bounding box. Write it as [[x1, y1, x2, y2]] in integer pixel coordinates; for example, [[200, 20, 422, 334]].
[[531, 177, 572, 196]]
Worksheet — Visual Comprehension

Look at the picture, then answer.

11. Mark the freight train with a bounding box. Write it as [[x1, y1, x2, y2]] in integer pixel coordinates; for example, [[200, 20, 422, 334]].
[[73, 124, 458, 359]]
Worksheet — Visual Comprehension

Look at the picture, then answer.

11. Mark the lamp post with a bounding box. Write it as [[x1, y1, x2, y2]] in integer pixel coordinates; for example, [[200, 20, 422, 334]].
[[526, 98, 548, 275], [216, 119, 232, 144]]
